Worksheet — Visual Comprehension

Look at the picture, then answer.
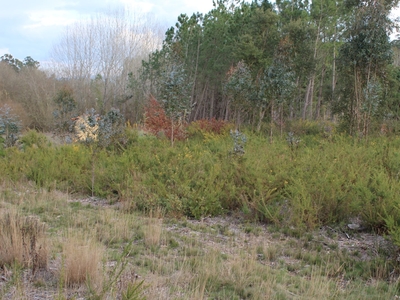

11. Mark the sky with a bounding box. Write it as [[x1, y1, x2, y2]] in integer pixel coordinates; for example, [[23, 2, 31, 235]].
[[1, 0, 400, 67], [0, 0, 216, 66]]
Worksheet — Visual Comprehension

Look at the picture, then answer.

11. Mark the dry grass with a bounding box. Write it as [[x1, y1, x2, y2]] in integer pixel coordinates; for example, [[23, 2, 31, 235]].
[[0, 209, 48, 272], [143, 210, 163, 248], [62, 234, 104, 288], [94, 209, 135, 244], [0, 185, 399, 299]]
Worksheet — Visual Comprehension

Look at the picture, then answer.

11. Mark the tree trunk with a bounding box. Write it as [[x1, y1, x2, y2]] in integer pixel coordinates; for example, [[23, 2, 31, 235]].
[[303, 81, 311, 120], [315, 64, 326, 119], [257, 108, 266, 132], [270, 101, 274, 143]]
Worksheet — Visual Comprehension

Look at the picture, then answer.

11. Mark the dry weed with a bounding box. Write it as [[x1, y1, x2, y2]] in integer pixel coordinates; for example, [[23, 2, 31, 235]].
[[0, 209, 48, 273], [62, 234, 104, 288], [144, 210, 163, 247]]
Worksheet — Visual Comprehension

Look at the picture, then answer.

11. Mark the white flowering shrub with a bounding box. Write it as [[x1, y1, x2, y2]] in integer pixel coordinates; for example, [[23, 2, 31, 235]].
[[72, 108, 125, 149], [73, 109, 99, 144]]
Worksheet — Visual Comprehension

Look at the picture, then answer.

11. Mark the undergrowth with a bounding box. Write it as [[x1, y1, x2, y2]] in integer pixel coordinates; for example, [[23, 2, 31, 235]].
[[1, 128, 400, 241]]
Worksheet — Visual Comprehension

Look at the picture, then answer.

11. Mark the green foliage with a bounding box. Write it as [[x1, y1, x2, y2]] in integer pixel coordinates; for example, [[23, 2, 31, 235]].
[[286, 132, 301, 159], [287, 119, 335, 136], [335, 0, 394, 135], [230, 129, 247, 155], [0, 105, 21, 147], [136, 0, 400, 135], [98, 108, 126, 149], [53, 86, 77, 132], [20, 130, 50, 149], [121, 280, 146, 300], [224, 61, 253, 107], [0, 54, 40, 72], [5, 128, 400, 245]]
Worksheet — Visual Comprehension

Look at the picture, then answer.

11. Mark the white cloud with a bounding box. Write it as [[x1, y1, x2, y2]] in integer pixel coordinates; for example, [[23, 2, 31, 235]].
[[119, 0, 155, 13], [0, 48, 10, 56], [24, 10, 81, 30], [0, 0, 218, 63]]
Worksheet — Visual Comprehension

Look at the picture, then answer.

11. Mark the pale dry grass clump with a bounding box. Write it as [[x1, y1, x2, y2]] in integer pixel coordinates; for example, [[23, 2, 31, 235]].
[[0, 209, 48, 272], [95, 209, 135, 244], [143, 210, 163, 247], [62, 234, 104, 287], [144, 220, 163, 247]]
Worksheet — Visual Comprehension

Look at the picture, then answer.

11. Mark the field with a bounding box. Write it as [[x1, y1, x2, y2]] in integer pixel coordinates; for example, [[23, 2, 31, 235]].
[[1, 124, 400, 299]]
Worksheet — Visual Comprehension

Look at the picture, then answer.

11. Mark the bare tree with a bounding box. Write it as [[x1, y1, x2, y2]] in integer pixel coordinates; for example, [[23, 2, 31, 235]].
[[50, 7, 164, 113], [0, 60, 59, 130]]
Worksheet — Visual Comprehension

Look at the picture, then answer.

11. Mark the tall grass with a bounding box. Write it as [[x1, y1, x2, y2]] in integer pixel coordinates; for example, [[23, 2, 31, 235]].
[[62, 233, 104, 287], [0, 209, 48, 272]]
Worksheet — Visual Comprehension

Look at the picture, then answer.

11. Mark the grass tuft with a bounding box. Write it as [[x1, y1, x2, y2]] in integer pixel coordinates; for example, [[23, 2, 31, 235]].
[[0, 209, 48, 273], [62, 234, 104, 287]]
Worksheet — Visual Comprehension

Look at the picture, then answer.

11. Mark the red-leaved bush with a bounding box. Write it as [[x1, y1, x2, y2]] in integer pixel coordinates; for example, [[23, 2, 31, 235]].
[[143, 95, 187, 141]]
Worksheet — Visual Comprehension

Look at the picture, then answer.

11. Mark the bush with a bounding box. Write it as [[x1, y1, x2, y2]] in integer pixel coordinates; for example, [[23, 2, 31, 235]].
[[287, 119, 336, 137], [53, 85, 77, 132], [143, 96, 187, 142], [4, 128, 400, 241], [0, 104, 21, 147], [20, 130, 50, 149], [187, 118, 232, 140]]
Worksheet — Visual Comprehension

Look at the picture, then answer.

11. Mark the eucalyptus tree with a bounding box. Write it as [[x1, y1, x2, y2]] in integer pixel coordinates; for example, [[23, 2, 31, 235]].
[[274, 0, 316, 119], [262, 61, 296, 139], [335, 0, 397, 136], [224, 61, 254, 127]]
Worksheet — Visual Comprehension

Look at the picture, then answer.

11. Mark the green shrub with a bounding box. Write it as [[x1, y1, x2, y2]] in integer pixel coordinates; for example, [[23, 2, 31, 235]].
[[20, 130, 50, 149], [0, 105, 21, 147], [287, 119, 336, 137], [3, 127, 400, 242]]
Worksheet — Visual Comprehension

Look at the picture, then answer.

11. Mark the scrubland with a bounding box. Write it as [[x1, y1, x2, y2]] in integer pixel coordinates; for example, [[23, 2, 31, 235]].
[[1, 122, 400, 299]]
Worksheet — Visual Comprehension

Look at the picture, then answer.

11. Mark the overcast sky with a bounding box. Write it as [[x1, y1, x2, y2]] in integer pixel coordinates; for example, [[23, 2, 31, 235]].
[[1, 0, 400, 67], [0, 0, 215, 65]]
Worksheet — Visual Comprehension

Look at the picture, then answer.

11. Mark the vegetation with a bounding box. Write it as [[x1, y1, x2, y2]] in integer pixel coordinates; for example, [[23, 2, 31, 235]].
[[1, 122, 400, 297], [1, 127, 400, 298], [1, 0, 400, 298]]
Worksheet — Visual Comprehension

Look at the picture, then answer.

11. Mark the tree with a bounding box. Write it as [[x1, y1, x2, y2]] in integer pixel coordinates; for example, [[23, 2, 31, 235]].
[[224, 61, 254, 128], [53, 85, 77, 132], [51, 8, 164, 115], [335, 0, 397, 136], [0, 54, 23, 72], [0, 54, 40, 72], [262, 62, 296, 139], [0, 54, 57, 130]]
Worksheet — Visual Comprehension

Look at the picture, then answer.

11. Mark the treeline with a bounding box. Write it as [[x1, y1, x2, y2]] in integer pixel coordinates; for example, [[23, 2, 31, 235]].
[[1, 0, 400, 135], [140, 0, 400, 135]]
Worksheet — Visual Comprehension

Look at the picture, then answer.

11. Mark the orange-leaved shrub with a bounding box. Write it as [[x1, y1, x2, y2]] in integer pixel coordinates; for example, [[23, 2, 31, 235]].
[[143, 95, 187, 141]]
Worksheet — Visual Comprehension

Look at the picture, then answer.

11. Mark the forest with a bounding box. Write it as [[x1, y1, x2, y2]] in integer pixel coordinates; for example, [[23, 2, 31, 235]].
[[1, 0, 400, 136]]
